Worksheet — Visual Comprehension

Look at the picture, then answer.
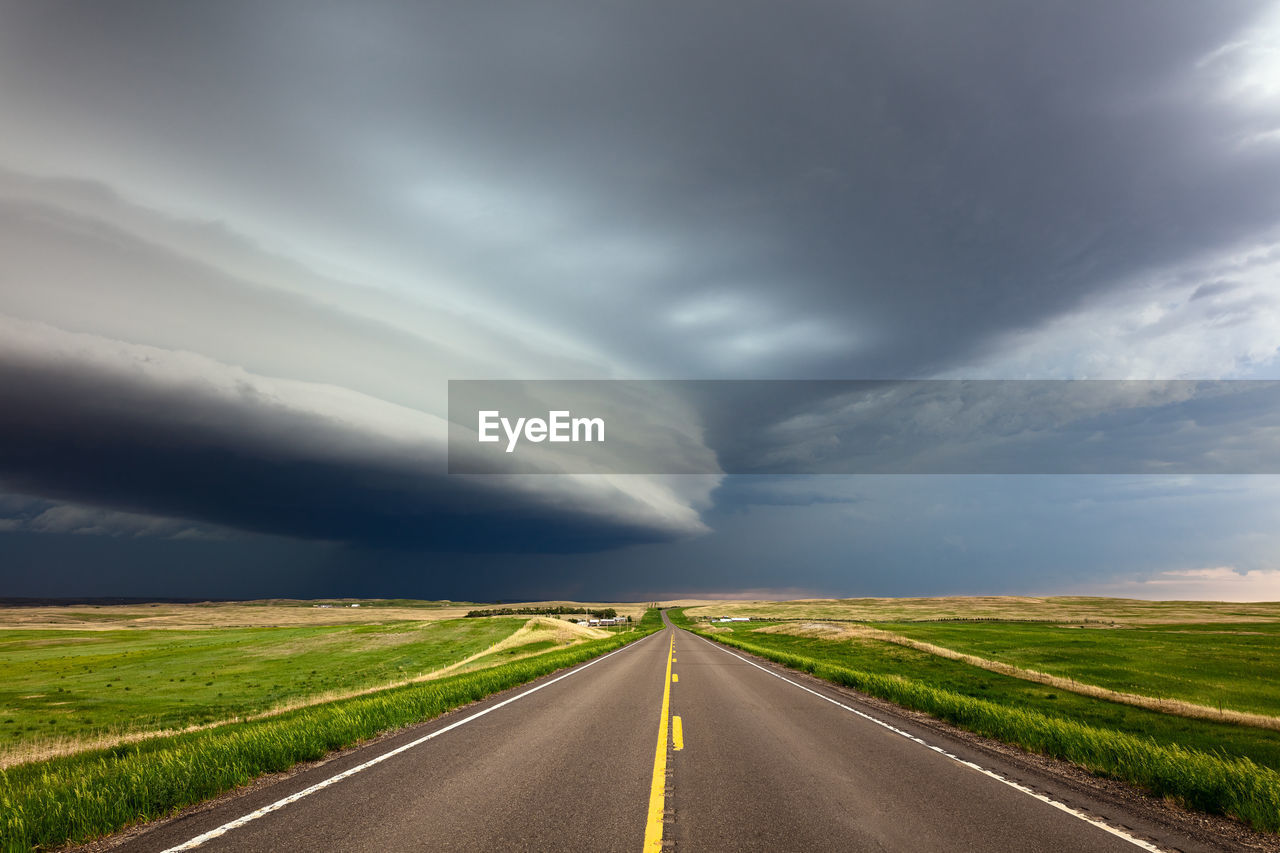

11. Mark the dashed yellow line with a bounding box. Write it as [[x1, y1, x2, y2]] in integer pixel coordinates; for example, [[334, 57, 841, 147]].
[[672, 715, 684, 751], [642, 632, 675, 852], [672, 673, 678, 683]]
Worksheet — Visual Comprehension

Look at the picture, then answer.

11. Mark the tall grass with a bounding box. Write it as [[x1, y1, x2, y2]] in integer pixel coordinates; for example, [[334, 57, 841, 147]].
[[0, 617, 528, 767], [0, 614, 659, 852], [880, 619, 1280, 720], [675, 612, 1280, 834]]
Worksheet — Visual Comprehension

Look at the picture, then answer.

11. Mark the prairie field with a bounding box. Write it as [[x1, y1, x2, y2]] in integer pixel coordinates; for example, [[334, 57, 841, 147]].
[[681, 595, 1280, 624], [0, 619, 520, 764], [881, 620, 1280, 718], [0, 599, 636, 768], [0, 598, 649, 630], [682, 596, 1280, 721], [673, 598, 1280, 833]]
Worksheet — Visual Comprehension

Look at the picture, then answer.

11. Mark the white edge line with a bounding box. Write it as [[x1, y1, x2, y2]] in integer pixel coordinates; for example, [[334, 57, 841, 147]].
[[161, 630, 665, 852], [686, 630, 1165, 853]]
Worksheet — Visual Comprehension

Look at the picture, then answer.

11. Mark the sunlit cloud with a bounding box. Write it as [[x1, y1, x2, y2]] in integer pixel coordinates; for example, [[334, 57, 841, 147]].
[[1084, 567, 1280, 602]]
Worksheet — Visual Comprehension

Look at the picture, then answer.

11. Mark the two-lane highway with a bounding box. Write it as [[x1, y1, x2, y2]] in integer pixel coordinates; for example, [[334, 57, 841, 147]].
[[108, 616, 1229, 852]]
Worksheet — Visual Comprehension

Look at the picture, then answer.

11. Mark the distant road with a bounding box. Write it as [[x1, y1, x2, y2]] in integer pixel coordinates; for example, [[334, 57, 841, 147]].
[[110, 614, 1230, 852]]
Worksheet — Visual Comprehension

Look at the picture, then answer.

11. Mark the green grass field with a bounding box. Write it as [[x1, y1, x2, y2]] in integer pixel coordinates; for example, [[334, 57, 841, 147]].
[[882, 620, 1280, 718], [672, 608, 1280, 833], [682, 596, 1280, 625], [0, 618, 525, 756], [692, 618, 1280, 770]]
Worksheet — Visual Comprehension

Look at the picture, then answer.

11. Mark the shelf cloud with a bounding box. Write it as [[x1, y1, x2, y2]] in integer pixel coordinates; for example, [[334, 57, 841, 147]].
[[0, 316, 713, 552]]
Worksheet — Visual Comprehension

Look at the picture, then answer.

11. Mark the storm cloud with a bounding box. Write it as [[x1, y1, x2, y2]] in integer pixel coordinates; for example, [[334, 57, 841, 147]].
[[0, 316, 713, 552], [1, 1, 1279, 597]]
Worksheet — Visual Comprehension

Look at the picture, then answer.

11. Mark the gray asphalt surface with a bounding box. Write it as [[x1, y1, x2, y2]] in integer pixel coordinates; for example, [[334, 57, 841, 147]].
[[110, 615, 1227, 852]]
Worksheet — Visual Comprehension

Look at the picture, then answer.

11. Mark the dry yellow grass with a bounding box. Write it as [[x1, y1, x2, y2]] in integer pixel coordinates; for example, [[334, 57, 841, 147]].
[[758, 622, 1280, 732], [656, 599, 739, 608], [440, 616, 609, 674], [243, 627, 461, 658], [0, 600, 650, 630], [0, 603, 473, 630], [684, 596, 1280, 625]]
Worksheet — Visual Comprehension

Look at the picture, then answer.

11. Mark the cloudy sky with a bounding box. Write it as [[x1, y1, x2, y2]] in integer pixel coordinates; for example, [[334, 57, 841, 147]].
[[2, 0, 1280, 601]]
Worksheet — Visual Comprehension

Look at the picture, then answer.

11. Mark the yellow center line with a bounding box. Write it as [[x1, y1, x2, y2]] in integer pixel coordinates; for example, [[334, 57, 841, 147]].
[[642, 631, 675, 852], [671, 673, 678, 682], [672, 715, 684, 751]]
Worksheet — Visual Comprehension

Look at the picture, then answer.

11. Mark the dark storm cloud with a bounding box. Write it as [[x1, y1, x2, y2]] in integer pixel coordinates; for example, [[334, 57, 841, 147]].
[[703, 380, 1280, 474], [3, 1, 1276, 377], [0, 345, 701, 553]]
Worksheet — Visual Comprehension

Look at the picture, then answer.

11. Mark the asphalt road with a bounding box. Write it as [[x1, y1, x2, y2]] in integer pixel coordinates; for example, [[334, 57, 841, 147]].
[[110, 615, 1230, 852]]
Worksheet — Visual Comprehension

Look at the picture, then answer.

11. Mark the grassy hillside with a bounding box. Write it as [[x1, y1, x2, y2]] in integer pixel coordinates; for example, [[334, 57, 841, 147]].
[[0, 600, 648, 769], [0, 618, 525, 764], [882, 620, 1280, 718], [681, 596, 1280, 624], [0, 599, 650, 630]]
